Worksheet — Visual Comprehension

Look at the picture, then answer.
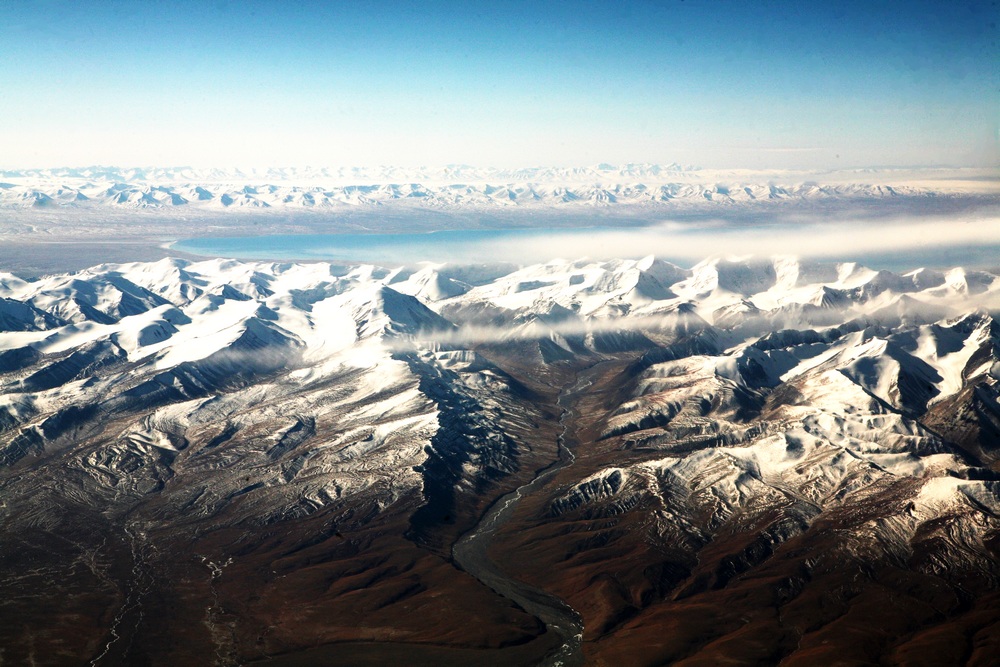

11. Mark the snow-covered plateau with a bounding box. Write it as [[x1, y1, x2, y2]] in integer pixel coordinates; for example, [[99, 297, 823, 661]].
[[0, 252, 999, 665]]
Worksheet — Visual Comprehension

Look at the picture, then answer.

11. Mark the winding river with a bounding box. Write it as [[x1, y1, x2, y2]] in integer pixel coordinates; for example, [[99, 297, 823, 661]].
[[452, 362, 607, 667]]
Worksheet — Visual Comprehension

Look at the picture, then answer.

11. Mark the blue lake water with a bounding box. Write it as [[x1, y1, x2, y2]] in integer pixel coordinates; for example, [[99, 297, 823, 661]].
[[171, 227, 1000, 272], [173, 228, 593, 264]]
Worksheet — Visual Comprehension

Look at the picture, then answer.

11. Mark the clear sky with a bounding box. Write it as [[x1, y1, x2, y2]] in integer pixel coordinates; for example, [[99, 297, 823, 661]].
[[1, 0, 997, 169]]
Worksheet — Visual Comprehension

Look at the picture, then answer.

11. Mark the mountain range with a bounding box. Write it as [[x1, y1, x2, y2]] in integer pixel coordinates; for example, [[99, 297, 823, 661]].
[[3, 164, 990, 212], [0, 254, 998, 665]]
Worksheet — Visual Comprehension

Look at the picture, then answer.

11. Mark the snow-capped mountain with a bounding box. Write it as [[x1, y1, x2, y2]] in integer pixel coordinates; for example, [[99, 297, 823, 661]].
[[0, 163, 979, 212], [0, 255, 998, 665]]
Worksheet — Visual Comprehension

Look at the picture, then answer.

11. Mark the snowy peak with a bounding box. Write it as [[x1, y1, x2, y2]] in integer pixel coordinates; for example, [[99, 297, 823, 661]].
[[0, 255, 995, 405], [388, 265, 472, 302], [351, 286, 456, 339]]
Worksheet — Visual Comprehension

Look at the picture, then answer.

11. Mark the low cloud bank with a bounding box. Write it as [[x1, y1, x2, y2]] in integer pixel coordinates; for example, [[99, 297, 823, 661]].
[[393, 311, 699, 349], [483, 215, 1000, 266]]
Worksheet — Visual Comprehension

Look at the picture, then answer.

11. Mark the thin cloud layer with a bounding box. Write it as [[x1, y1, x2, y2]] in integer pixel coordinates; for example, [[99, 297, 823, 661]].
[[483, 216, 1000, 266]]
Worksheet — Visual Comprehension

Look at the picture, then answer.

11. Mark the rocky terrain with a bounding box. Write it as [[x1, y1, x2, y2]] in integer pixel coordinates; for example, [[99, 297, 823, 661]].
[[0, 254, 998, 665]]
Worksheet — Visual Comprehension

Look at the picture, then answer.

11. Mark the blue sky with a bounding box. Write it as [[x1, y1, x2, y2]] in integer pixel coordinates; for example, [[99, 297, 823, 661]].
[[1, 0, 997, 169]]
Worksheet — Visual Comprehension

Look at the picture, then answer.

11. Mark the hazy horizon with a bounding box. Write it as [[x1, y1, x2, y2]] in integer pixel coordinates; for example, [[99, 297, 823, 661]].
[[2, 162, 997, 174]]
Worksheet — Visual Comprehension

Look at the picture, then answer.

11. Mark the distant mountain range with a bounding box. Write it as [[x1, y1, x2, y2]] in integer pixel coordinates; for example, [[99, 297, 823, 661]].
[[2, 164, 992, 217], [2, 181, 935, 210]]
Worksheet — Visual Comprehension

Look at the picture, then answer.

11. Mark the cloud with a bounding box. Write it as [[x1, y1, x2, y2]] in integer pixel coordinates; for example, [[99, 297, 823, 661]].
[[480, 215, 1000, 267], [392, 311, 697, 348]]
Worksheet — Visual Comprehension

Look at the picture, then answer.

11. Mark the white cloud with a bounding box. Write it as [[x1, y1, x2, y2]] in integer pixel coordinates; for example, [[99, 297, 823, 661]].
[[481, 215, 1000, 265]]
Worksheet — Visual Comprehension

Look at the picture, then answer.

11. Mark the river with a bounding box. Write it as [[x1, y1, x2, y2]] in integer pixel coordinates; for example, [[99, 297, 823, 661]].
[[451, 361, 610, 667]]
